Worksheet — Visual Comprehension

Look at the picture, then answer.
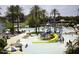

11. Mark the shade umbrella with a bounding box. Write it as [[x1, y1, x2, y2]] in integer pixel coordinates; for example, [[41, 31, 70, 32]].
[[4, 46, 17, 53]]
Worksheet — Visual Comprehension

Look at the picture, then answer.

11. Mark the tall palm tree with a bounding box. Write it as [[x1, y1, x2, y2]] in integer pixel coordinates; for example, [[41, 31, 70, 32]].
[[41, 10, 47, 24], [28, 5, 47, 34], [30, 5, 41, 34], [6, 5, 24, 34], [6, 5, 15, 34], [39, 9, 48, 32], [50, 9, 60, 32], [15, 5, 22, 33]]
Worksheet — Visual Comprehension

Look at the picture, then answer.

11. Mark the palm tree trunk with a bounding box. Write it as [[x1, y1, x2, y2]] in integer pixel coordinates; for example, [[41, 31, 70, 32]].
[[35, 25, 38, 35], [17, 16, 20, 33], [11, 14, 15, 35], [54, 11, 56, 33]]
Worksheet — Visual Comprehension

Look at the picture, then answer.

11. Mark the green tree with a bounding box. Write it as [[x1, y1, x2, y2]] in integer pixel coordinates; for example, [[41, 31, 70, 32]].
[[6, 5, 25, 34], [31, 5, 40, 34], [5, 20, 13, 29], [0, 39, 7, 53], [15, 5, 23, 33], [40, 9, 48, 24], [50, 9, 60, 32], [6, 5, 16, 34], [27, 5, 47, 34]]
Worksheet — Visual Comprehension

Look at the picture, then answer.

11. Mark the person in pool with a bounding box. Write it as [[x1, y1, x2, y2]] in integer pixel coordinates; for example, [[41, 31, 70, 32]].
[[25, 44, 28, 48]]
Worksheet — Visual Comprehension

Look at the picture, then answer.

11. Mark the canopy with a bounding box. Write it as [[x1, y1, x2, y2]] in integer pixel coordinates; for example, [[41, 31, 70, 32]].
[[4, 46, 17, 53]]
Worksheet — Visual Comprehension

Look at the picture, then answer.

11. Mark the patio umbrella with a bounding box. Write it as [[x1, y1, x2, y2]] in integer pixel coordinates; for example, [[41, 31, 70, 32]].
[[4, 46, 17, 53]]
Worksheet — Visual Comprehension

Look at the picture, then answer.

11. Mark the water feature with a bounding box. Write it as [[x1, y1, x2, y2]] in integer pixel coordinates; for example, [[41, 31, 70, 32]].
[[20, 27, 78, 54]]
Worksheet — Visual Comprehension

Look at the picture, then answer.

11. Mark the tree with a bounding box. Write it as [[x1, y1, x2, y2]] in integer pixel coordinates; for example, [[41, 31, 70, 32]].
[[50, 9, 60, 32], [28, 5, 47, 34], [15, 5, 23, 33], [6, 5, 25, 34], [6, 5, 16, 34], [0, 39, 7, 53], [40, 9, 48, 24], [31, 5, 40, 34]]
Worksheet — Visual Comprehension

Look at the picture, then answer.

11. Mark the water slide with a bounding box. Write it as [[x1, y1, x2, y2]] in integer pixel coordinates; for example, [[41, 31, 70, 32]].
[[32, 33, 59, 44], [48, 33, 59, 43]]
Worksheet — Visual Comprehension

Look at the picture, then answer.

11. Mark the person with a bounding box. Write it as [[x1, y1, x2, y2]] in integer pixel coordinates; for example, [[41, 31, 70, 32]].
[[62, 37, 64, 41], [25, 44, 28, 48], [6, 35, 10, 39], [2, 36, 5, 39], [76, 32, 77, 34], [69, 40, 72, 44], [19, 46, 22, 52], [68, 40, 72, 47], [66, 42, 69, 46]]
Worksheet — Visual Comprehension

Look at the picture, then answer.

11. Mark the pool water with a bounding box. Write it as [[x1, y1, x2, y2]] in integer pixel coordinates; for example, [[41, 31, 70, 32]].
[[20, 27, 78, 54]]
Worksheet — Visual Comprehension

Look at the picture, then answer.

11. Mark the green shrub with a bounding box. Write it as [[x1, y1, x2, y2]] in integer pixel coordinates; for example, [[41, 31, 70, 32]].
[[0, 38, 7, 53]]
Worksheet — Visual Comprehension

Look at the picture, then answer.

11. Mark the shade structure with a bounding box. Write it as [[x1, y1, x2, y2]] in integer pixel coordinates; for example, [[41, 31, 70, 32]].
[[4, 46, 17, 53]]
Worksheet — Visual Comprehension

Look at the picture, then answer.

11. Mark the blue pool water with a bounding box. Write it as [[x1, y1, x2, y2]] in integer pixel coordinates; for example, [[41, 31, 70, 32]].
[[20, 27, 78, 54]]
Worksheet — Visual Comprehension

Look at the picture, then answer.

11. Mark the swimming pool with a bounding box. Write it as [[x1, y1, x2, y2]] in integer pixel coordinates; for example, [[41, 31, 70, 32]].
[[20, 27, 78, 54]]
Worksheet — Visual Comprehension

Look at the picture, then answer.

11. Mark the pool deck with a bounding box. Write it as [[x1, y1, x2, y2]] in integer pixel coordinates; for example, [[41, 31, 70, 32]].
[[6, 32, 26, 54]]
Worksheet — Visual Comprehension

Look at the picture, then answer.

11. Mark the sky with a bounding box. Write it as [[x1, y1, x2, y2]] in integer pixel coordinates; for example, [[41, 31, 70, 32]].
[[0, 5, 79, 16]]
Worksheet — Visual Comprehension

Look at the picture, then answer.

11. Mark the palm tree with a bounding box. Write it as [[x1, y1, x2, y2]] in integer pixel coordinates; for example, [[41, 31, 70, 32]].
[[41, 10, 47, 24], [28, 5, 47, 34], [40, 9, 48, 32], [50, 9, 60, 33], [6, 5, 24, 34], [6, 5, 15, 34], [15, 5, 22, 33], [30, 5, 42, 34]]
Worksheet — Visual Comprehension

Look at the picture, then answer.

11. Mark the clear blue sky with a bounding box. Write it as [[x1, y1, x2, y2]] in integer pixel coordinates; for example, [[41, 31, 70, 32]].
[[0, 5, 79, 16]]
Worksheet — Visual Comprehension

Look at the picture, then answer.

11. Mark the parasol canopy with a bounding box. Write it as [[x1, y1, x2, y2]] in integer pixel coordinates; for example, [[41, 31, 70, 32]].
[[4, 46, 17, 53]]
